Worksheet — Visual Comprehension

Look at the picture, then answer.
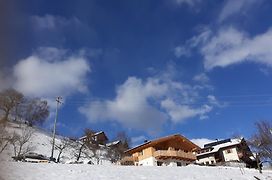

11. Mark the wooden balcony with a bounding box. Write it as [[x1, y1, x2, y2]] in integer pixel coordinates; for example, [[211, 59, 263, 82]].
[[154, 150, 196, 161], [120, 156, 138, 163]]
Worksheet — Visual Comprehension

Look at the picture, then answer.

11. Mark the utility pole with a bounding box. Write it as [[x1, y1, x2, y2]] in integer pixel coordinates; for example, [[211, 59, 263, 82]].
[[50, 96, 62, 161]]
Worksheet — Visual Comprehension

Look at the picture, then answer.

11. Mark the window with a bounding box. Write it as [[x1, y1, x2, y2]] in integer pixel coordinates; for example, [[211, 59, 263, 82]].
[[211, 160, 214, 164], [226, 149, 232, 154], [177, 162, 182, 166], [157, 161, 163, 166]]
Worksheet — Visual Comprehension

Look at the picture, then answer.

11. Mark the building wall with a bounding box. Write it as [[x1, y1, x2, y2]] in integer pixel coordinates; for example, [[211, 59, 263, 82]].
[[156, 159, 190, 167], [138, 157, 156, 166], [133, 147, 155, 161], [134, 146, 192, 166], [222, 147, 239, 162], [197, 155, 216, 165], [138, 157, 190, 167]]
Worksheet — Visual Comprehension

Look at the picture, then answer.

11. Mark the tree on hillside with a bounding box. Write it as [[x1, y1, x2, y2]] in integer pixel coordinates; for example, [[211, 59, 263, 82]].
[[250, 120, 272, 162], [70, 129, 96, 162], [106, 131, 131, 163], [53, 137, 72, 163], [0, 89, 23, 123], [18, 98, 49, 126], [83, 128, 101, 164], [0, 89, 49, 126], [10, 127, 35, 157], [116, 131, 130, 151], [0, 125, 11, 153]]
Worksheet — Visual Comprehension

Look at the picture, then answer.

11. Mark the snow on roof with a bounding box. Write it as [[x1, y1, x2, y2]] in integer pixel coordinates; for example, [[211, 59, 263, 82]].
[[79, 135, 87, 140], [197, 138, 243, 157], [79, 131, 107, 140], [106, 140, 121, 147], [94, 131, 104, 136]]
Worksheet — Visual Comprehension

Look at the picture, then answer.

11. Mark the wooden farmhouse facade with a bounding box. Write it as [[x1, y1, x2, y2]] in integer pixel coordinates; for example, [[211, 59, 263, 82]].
[[79, 131, 109, 145], [120, 134, 200, 166]]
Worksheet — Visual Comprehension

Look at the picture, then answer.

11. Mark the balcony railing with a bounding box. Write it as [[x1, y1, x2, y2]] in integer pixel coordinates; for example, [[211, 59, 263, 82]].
[[154, 150, 196, 161], [120, 156, 138, 162]]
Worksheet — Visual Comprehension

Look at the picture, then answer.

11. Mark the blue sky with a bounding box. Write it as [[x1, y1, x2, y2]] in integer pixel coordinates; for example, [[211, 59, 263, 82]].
[[1, 0, 272, 147]]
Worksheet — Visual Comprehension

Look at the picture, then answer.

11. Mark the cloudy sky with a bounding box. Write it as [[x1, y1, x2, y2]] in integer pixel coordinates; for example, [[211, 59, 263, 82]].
[[1, 0, 272, 147]]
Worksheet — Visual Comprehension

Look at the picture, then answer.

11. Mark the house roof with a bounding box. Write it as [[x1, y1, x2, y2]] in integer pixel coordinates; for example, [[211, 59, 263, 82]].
[[125, 134, 200, 154], [106, 140, 121, 147], [79, 131, 108, 141], [94, 131, 104, 136], [197, 138, 243, 157]]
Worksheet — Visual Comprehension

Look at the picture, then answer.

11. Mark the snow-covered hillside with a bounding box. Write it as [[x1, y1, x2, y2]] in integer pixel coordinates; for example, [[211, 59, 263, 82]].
[[0, 122, 110, 164], [1, 122, 272, 180], [1, 161, 272, 180]]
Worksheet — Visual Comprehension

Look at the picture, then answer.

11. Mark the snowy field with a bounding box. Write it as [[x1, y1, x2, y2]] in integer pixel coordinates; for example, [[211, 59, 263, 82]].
[[0, 162, 272, 180], [1, 122, 272, 180]]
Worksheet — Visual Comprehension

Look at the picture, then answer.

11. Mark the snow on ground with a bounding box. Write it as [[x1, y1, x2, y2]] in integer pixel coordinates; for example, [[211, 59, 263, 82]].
[[0, 122, 110, 164], [0, 162, 272, 180], [1, 122, 272, 180]]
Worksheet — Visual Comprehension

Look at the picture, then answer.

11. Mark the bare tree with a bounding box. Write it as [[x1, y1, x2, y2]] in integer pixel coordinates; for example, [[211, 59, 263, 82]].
[[87, 142, 100, 164], [106, 131, 131, 163], [83, 128, 101, 164], [70, 128, 102, 163], [250, 120, 272, 161], [0, 89, 23, 123], [69, 139, 89, 162], [10, 127, 35, 157], [0, 124, 11, 153], [106, 144, 122, 163], [116, 131, 130, 152], [53, 137, 71, 163], [18, 98, 49, 126]]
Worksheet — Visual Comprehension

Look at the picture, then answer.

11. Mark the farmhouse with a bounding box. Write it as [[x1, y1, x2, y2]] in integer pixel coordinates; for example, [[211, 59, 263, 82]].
[[79, 131, 108, 145], [196, 138, 257, 168], [120, 134, 200, 166]]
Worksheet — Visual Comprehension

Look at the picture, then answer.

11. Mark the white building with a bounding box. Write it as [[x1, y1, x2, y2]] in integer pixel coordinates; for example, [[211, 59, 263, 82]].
[[196, 138, 257, 168]]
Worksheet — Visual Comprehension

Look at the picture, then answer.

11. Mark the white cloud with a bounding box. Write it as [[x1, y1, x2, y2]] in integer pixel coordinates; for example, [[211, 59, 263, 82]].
[[161, 98, 212, 123], [30, 14, 97, 46], [193, 73, 209, 84], [31, 14, 83, 31], [174, 46, 190, 58], [80, 69, 217, 131], [191, 138, 214, 148], [174, 0, 201, 7], [79, 77, 167, 131], [179, 26, 272, 70], [219, 0, 258, 22], [259, 67, 271, 76], [13, 47, 90, 98], [201, 27, 272, 70], [207, 95, 219, 105]]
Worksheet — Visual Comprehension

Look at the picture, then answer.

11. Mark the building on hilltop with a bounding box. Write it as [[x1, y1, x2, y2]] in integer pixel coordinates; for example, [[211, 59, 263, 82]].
[[120, 134, 200, 166], [196, 138, 257, 168], [79, 131, 108, 145]]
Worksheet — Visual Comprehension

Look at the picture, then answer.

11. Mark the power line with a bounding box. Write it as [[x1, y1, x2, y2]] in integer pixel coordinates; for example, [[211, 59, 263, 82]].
[[55, 92, 272, 108]]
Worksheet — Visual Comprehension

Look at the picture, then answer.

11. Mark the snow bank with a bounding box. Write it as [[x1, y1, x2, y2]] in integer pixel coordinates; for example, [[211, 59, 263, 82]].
[[0, 162, 272, 180]]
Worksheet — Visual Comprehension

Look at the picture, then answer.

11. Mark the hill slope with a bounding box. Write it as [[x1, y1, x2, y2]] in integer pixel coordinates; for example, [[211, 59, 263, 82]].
[[1, 161, 272, 180], [0, 122, 110, 164]]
